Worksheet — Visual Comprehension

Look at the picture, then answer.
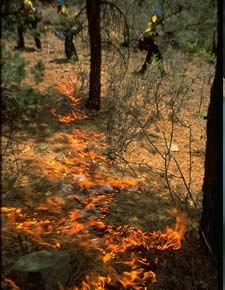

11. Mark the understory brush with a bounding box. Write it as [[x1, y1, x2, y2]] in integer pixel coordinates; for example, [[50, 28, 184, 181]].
[[2, 43, 45, 121], [105, 47, 213, 216]]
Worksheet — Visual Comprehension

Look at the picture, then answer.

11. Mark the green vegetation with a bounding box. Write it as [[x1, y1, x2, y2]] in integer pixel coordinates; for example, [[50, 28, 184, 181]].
[[2, 43, 44, 118]]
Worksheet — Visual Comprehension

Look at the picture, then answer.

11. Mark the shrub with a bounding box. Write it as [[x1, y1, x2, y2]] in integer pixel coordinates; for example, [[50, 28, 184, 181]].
[[2, 43, 44, 118]]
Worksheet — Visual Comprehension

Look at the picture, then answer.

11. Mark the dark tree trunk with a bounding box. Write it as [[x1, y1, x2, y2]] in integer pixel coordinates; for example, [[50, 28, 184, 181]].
[[199, 0, 222, 261], [86, 0, 101, 110]]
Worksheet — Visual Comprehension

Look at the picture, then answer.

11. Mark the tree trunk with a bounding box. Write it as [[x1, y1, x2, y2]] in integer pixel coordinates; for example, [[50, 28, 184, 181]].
[[199, 0, 222, 261], [86, 0, 101, 110]]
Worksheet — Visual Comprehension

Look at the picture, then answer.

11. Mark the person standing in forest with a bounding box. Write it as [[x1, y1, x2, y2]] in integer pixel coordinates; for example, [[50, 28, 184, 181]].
[[55, 0, 80, 60], [15, 0, 42, 51], [137, 7, 165, 75]]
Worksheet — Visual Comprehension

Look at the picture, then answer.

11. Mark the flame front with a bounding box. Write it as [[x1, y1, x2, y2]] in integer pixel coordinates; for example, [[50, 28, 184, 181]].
[[2, 79, 190, 290], [50, 79, 87, 122]]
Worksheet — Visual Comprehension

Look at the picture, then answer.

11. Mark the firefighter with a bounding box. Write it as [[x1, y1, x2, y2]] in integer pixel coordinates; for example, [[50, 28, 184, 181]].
[[56, 0, 68, 14], [56, 0, 79, 60], [137, 7, 164, 74], [15, 0, 42, 50]]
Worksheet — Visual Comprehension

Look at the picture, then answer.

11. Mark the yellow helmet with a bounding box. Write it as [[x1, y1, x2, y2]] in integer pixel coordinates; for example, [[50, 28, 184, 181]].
[[59, 4, 68, 15], [151, 14, 158, 23]]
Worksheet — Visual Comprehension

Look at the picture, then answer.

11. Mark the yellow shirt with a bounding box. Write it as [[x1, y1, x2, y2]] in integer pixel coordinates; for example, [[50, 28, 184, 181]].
[[143, 15, 159, 39], [57, 5, 75, 32], [58, 5, 69, 15], [20, 0, 35, 21]]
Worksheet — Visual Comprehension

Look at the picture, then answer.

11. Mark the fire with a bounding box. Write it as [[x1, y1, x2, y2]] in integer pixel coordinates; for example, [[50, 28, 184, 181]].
[[3, 276, 20, 290], [1, 207, 22, 214], [2, 202, 188, 289], [86, 275, 112, 290], [16, 219, 52, 237], [74, 211, 187, 288], [79, 151, 107, 162], [2, 193, 188, 288], [50, 108, 82, 123], [96, 276, 112, 289], [57, 80, 75, 97], [2, 207, 24, 231], [150, 211, 187, 251], [143, 271, 157, 283], [50, 80, 89, 122], [119, 269, 146, 288], [2, 83, 190, 289], [58, 221, 85, 236]]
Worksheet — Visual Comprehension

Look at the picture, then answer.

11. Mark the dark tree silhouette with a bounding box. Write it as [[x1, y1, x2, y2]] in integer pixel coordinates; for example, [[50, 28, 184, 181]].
[[199, 0, 222, 262], [86, 0, 101, 110]]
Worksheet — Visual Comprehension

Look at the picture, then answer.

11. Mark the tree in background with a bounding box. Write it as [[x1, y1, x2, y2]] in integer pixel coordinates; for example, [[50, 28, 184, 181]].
[[199, 0, 222, 263], [86, 0, 101, 110]]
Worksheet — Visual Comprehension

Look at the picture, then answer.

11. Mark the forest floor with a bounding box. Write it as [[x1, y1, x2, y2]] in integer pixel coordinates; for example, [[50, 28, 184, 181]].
[[2, 5, 218, 290]]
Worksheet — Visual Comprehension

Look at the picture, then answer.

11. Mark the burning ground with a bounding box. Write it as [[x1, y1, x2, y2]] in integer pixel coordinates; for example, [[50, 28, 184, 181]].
[[2, 79, 217, 289], [2, 22, 217, 290]]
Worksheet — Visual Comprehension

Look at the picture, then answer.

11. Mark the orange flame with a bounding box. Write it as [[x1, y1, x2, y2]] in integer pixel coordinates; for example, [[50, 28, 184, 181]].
[[57, 81, 75, 96], [50, 79, 90, 123], [3, 276, 20, 290], [150, 211, 187, 250], [2, 93, 190, 289], [16, 219, 52, 237], [50, 108, 81, 123]]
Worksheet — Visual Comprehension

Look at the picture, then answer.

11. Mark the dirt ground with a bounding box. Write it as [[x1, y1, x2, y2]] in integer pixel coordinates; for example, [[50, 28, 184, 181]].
[[2, 5, 217, 290]]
